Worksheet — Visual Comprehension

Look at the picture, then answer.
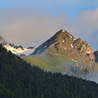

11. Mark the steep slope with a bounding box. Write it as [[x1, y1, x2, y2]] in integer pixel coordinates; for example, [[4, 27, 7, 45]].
[[0, 44, 98, 98], [32, 29, 76, 55], [32, 29, 93, 56], [32, 29, 95, 64], [22, 29, 98, 81]]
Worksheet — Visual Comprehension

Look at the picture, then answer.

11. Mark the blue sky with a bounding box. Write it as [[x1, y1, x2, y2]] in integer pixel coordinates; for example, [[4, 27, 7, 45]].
[[0, 0, 98, 50], [0, 0, 97, 20]]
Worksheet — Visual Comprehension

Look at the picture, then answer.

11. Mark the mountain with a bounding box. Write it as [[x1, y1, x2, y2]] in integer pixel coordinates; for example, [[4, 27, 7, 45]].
[[32, 29, 95, 63], [22, 29, 98, 81], [0, 44, 98, 98], [4, 44, 35, 56], [0, 36, 35, 56], [32, 29, 96, 67], [33, 29, 93, 55]]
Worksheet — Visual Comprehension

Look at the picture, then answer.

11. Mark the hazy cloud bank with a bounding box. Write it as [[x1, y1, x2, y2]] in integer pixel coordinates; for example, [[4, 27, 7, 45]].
[[0, 8, 98, 50]]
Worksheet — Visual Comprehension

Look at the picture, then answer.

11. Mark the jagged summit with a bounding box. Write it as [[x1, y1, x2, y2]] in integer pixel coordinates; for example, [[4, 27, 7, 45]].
[[54, 29, 76, 41], [32, 29, 76, 55], [32, 29, 93, 55], [22, 29, 98, 78], [31, 29, 96, 67]]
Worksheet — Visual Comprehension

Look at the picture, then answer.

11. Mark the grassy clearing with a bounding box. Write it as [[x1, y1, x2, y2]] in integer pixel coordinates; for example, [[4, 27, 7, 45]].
[[22, 54, 72, 73]]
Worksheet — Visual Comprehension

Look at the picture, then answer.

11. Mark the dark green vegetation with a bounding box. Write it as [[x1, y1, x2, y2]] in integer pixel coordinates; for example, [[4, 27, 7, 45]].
[[0, 44, 98, 98]]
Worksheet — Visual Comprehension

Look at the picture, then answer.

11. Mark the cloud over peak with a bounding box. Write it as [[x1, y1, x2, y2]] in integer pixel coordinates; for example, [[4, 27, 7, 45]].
[[0, 1, 98, 50]]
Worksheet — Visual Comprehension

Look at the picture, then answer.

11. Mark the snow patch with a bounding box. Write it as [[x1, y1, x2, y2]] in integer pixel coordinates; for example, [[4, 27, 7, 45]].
[[87, 51, 91, 54], [62, 29, 65, 32], [4, 44, 35, 56], [70, 35, 72, 39], [73, 38, 76, 41], [71, 44, 73, 48], [19, 48, 36, 56], [72, 59, 77, 62], [44, 45, 47, 48], [62, 40, 65, 42]]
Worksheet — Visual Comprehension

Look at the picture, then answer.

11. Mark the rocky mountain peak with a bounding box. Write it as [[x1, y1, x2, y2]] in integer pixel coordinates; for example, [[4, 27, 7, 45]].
[[32, 29, 76, 55], [32, 29, 98, 68], [55, 29, 76, 42], [73, 38, 93, 54], [32, 29, 94, 56]]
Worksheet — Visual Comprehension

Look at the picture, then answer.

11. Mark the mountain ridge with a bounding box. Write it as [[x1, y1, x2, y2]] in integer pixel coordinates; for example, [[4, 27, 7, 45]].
[[22, 29, 98, 81], [0, 36, 35, 56], [32, 29, 96, 65], [32, 29, 76, 55], [0, 29, 98, 82]]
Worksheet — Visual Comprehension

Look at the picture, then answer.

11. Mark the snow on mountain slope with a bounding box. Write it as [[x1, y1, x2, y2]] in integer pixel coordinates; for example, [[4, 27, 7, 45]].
[[4, 44, 35, 56], [0, 35, 35, 56]]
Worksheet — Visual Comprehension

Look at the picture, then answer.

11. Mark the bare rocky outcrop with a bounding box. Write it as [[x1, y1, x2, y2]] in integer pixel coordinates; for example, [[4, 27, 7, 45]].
[[73, 38, 93, 54], [94, 51, 98, 63], [31, 29, 98, 67]]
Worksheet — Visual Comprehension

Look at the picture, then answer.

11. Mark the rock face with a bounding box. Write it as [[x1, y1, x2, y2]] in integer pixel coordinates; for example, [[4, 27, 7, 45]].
[[33, 29, 94, 55], [32, 29, 97, 68], [32, 29, 75, 55], [73, 38, 93, 54], [94, 51, 98, 63]]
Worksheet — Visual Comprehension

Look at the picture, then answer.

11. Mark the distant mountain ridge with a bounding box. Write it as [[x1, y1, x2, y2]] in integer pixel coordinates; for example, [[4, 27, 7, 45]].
[[0, 36, 35, 56], [32, 29, 97, 65]]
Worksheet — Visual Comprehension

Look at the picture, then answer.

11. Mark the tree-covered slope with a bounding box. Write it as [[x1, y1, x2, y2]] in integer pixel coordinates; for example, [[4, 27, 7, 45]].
[[0, 44, 98, 98]]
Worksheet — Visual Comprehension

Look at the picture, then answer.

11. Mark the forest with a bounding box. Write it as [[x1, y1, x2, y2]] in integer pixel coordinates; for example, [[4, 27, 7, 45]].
[[0, 44, 98, 98]]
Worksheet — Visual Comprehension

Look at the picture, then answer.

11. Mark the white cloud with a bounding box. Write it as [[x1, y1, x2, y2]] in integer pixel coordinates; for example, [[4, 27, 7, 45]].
[[73, 8, 98, 38], [0, 8, 98, 50], [69, 8, 98, 50], [0, 9, 70, 47]]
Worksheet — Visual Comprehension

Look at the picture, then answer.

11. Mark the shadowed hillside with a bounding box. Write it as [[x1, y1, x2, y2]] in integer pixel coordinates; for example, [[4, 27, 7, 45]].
[[0, 44, 98, 98]]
